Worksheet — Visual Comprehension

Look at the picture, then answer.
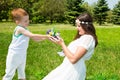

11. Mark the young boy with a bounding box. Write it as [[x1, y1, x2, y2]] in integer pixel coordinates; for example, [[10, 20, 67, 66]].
[[2, 8, 50, 80]]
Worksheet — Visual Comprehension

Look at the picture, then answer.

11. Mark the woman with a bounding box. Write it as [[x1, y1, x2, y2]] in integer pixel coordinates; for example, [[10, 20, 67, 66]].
[[43, 13, 98, 80]]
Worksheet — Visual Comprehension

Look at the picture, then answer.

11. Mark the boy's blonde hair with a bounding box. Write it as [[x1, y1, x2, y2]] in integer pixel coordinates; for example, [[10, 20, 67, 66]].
[[11, 8, 28, 21]]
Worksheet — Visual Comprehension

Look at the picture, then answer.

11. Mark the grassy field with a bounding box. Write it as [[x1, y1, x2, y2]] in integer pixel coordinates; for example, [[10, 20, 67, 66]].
[[0, 22, 120, 80]]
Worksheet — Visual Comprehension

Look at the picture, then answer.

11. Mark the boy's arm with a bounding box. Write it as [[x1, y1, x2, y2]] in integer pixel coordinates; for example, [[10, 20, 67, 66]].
[[18, 27, 49, 41]]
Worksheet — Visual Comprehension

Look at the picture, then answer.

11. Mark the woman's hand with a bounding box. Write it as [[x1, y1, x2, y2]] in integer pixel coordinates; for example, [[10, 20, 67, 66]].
[[49, 36, 64, 46]]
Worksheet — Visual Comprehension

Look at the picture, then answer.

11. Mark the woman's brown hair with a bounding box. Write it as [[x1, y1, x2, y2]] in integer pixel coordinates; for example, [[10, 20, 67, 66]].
[[74, 13, 98, 47]]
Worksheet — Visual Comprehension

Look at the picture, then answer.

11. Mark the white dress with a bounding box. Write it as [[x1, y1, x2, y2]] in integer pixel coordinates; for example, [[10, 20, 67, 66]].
[[43, 34, 95, 80]]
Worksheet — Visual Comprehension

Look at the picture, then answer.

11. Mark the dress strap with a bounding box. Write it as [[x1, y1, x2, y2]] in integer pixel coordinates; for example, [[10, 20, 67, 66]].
[[13, 25, 29, 38], [13, 26, 22, 38]]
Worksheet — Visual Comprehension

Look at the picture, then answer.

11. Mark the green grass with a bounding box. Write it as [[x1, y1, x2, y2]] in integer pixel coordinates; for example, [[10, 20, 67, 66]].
[[0, 22, 120, 80]]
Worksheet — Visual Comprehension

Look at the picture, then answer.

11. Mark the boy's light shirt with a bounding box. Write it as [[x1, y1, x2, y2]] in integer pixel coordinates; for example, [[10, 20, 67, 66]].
[[9, 25, 29, 52]]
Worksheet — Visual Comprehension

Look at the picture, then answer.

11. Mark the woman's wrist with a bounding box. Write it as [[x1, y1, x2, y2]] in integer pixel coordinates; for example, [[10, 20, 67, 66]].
[[61, 42, 65, 47]]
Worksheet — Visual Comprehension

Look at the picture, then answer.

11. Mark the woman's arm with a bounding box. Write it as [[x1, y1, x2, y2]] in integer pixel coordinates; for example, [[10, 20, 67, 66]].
[[61, 42, 87, 64], [50, 37, 87, 64]]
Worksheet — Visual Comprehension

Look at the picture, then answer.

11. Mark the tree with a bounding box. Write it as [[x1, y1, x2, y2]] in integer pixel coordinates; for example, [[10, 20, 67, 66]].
[[44, 0, 67, 23], [0, 0, 13, 21], [32, 0, 67, 23], [29, 0, 43, 23], [0, 0, 35, 21], [93, 0, 109, 25], [112, 1, 120, 24], [66, 0, 86, 24], [82, 2, 94, 17], [106, 10, 113, 23], [10, 0, 34, 19]]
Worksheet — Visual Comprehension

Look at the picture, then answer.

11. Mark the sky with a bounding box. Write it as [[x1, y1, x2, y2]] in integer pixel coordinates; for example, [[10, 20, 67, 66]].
[[84, 0, 119, 9]]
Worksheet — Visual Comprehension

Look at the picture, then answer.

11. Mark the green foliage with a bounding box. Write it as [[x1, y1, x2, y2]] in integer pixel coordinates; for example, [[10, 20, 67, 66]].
[[0, 22, 120, 80], [0, 0, 120, 25], [0, 0, 12, 21], [0, 0, 34, 21], [112, 1, 120, 24], [31, 0, 67, 23], [93, 0, 109, 25], [82, 2, 94, 16], [66, 0, 86, 24], [106, 11, 113, 23]]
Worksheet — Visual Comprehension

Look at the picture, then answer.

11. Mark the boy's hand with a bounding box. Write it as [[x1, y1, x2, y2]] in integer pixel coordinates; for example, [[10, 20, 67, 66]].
[[47, 35, 52, 39]]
